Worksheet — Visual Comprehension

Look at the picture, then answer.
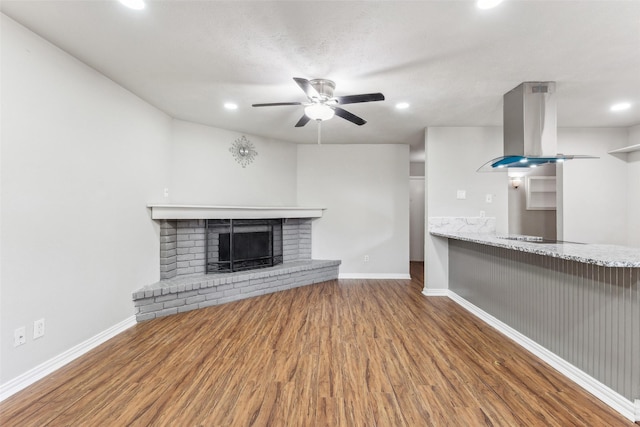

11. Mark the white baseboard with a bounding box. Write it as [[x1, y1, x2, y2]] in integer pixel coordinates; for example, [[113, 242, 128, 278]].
[[0, 316, 136, 402], [446, 291, 639, 423], [422, 288, 449, 297], [339, 273, 411, 280]]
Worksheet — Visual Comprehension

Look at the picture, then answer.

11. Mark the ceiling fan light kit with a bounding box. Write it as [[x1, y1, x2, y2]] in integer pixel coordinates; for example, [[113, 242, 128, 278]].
[[252, 77, 385, 128], [304, 104, 335, 121]]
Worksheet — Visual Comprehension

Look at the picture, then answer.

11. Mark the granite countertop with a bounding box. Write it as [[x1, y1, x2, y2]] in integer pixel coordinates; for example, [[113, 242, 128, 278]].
[[430, 230, 640, 268]]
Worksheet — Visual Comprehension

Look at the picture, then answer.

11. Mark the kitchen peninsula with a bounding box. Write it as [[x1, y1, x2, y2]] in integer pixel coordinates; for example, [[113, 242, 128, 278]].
[[427, 218, 640, 421], [430, 230, 640, 267]]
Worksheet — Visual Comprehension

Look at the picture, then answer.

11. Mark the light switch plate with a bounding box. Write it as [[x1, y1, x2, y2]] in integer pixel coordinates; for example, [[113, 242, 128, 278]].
[[457, 190, 466, 200]]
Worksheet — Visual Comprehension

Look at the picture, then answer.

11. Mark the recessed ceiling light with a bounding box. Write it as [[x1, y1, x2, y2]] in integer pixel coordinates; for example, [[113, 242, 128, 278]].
[[224, 103, 238, 110], [477, 0, 504, 10], [395, 102, 410, 110], [119, 0, 145, 10], [610, 102, 631, 112]]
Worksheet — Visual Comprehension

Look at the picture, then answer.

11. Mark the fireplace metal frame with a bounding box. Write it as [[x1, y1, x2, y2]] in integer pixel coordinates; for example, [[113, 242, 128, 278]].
[[205, 218, 283, 273]]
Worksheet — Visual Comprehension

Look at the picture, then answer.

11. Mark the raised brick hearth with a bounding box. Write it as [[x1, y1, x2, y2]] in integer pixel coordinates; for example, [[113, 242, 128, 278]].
[[133, 259, 340, 322]]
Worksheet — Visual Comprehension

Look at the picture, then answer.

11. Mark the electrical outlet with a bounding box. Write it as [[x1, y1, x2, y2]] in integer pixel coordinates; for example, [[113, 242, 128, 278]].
[[14, 326, 26, 347], [364, 255, 370, 262], [163, 188, 169, 198], [34, 318, 45, 339], [480, 210, 486, 218]]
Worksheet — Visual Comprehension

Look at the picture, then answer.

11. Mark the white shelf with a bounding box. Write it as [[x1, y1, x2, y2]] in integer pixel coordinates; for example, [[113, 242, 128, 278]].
[[526, 176, 556, 210], [147, 204, 326, 220], [607, 143, 640, 154]]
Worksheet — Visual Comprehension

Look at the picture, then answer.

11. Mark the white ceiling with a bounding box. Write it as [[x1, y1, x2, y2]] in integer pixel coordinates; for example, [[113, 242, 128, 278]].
[[2, 0, 640, 161]]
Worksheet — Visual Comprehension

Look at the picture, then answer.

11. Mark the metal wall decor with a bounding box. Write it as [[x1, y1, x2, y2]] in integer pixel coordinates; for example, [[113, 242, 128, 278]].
[[229, 135, 257, 168]]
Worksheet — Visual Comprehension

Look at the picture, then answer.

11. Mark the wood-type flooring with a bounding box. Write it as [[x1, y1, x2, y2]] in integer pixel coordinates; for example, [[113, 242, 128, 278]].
[[0, 263, 634, 426]]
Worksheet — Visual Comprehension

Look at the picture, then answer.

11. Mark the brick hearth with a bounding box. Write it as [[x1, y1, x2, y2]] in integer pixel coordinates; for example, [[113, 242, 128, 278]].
[[132, 259, 340, 322]]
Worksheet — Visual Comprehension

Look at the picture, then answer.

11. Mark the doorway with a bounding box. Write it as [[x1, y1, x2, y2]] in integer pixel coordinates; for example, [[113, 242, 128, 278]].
[[409, 177, 425, 262]]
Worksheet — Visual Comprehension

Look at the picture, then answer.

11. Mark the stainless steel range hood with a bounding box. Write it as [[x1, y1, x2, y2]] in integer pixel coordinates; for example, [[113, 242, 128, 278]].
[[478, 82, 596, 172]]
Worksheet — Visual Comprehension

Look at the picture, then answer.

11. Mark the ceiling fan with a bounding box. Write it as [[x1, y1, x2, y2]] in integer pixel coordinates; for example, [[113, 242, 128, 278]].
[[252, 77, 385, 127]]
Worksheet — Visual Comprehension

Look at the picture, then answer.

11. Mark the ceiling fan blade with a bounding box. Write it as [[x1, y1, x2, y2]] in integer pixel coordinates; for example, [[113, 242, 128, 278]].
[[252, 102, 302, 107], [335, 93, 385, 105], [295, 115, 311, 127], [293, 77, 320, 100], [333, 107, 366, 126]]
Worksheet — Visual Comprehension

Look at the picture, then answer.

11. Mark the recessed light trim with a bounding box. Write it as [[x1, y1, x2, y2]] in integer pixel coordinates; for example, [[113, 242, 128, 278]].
[[395, 102, 410, 110], [119, 0, 145, 10], [224, 103, 238, 110], [477, 0, 504, 10], [610, 102, 631, 112]]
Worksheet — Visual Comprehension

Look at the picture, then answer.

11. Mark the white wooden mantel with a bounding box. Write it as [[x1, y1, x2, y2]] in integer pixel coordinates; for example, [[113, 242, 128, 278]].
[[147, 204, 326, 220]]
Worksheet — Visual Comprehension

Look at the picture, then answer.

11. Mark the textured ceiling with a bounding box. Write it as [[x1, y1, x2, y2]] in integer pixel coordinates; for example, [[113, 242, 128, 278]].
[[2, 0, 640, 161]]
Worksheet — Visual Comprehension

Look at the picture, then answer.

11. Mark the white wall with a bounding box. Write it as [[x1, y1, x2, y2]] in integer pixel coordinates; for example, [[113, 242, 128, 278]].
[[169, 120, 297, 206], [297, 145, 410, 278], [626, 125, 640, 248], [558, 128, 629, 245], [409, 162, 425, 177], [425, 127, 507, 289], [1, 16, 172, 383], [426, 127, 507, 226]]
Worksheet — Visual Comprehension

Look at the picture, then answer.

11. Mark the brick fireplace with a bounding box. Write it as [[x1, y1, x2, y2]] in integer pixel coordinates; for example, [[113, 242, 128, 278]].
[[132, 205, 340, 322], [159, 218, 310, 279]]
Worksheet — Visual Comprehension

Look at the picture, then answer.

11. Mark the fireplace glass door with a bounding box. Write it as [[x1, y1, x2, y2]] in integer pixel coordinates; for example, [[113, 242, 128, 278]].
[[205, 219, 283, 273]]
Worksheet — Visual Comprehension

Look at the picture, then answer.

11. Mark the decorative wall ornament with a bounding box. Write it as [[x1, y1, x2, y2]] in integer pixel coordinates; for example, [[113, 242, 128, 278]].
[[229, 135, 257, 168]]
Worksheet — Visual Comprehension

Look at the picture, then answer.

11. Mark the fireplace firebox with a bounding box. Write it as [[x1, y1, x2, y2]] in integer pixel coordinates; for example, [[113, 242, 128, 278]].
[[206, 219, 283, 273]]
